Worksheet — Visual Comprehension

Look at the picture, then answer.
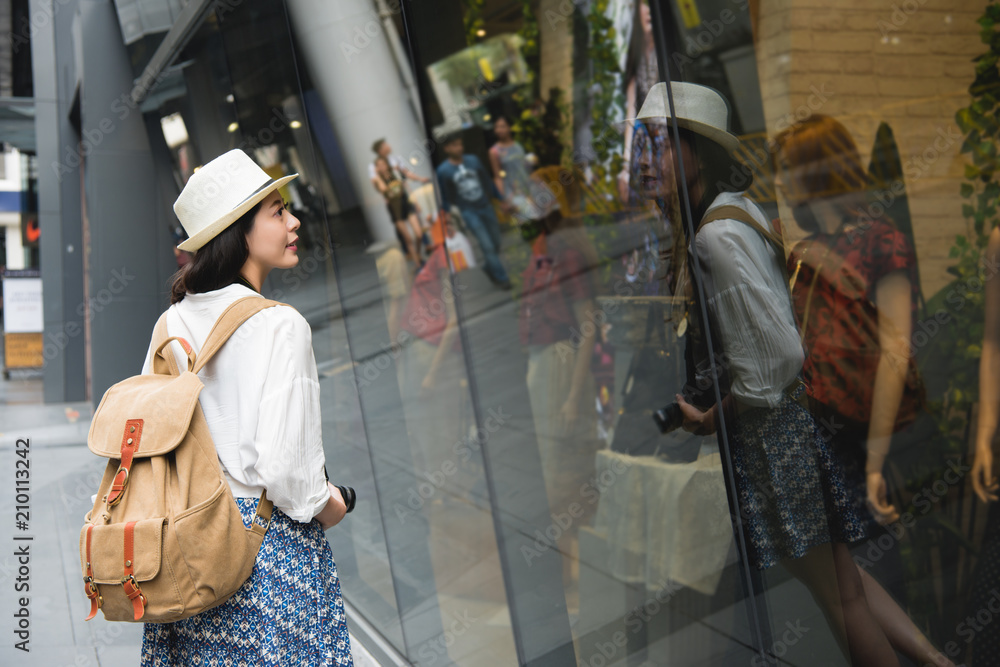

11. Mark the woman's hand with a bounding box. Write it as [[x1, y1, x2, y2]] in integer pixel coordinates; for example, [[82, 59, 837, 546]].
[[866, 470, 900, 525], [676, 394, 716, 436], [972, 444, 999, 503], [315, 482, 348, 530]]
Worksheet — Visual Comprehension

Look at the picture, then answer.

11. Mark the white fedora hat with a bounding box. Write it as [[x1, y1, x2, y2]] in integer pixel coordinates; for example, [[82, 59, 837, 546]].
[[175, 149, 298, 252], [624, 81, 740, 153]]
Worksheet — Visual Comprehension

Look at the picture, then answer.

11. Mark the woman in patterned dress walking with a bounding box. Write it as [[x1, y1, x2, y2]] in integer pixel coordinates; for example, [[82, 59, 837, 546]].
[[139, 149, 354, 666]]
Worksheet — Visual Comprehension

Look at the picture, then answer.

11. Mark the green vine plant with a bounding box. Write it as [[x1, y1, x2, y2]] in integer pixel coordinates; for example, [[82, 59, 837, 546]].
[[928, 0, 1000, 414], [902, 0, 1000, 644], [464, 0, 485, 47], [586, 0, 625, 192]]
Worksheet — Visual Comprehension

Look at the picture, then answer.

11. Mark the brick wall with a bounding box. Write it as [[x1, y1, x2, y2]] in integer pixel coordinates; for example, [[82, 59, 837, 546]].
[[756, 0, 984, 298]]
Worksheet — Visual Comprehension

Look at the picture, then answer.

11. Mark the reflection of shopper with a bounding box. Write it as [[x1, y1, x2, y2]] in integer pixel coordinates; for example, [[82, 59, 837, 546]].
[[969, 224, 1000, 667], [436, 134, 511, 289], [368, 240, 411, 346], [518, 204, 601, 612], [630, 82, 924, 667], [140, 150, 351, 665], [488, 116, 541, 222], [373, 156, 424, 265], [398, 223, 467, 477]]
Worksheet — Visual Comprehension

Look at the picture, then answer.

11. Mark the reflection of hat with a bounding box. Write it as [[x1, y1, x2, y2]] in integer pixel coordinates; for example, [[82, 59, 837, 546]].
[[624, 82, 740, 152], [175, 150, 297, 252]]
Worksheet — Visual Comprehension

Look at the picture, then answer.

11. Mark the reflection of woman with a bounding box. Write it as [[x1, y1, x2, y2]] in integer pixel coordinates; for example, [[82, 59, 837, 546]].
[[488, 116, 539, 221], [773, 115, 953, 667], [141, 150, 351, 665], [373, 156, 424, 265], [969, 225, 1000, 666], [398, 222, 466, 477], [519, 202, 601, 610], [631, 81, 921, 666]]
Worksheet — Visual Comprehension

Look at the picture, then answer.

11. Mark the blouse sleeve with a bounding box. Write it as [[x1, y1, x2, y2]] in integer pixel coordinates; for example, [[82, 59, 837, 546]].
[[695, 220, 804, 407], [252, 308, 330, 522]]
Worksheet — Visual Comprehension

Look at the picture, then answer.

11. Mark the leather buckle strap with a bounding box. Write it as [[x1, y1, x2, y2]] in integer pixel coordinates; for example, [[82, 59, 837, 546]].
[[83, 525, 101, 621], [122, 521, 146, 620], [107, 419, 144, 507], [250, 491, 273, 538]]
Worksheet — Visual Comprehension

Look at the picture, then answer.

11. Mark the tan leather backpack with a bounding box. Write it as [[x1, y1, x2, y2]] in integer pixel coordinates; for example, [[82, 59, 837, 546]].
[[80, 297, 283, 622]]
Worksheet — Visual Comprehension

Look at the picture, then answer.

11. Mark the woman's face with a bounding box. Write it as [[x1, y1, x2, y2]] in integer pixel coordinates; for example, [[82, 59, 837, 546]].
[[494, 118, 511, 141], [633, 122, 697, 200], [640, 2, 653, 37], [245, 190, 300, 273], [375, 158, 390, 177]]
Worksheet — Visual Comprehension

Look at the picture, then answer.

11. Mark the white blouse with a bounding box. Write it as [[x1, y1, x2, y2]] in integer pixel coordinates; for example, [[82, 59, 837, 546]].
[[141, 283, 329, 523], [693, 192, 804, 408]]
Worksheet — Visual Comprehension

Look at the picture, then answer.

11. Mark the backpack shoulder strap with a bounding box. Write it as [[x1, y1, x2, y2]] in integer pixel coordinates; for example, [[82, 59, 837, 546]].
[[192, 297, 288, 374], [698, 204, 785, 258], [151, 311, 181, 376]]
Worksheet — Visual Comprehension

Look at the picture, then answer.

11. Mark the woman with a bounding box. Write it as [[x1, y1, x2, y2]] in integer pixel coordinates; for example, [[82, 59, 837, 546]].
[[518, 199, 602, 612], [631, 82, 940, 666], [140, 149, 353, 666], [488, 116, 539, 222], [373, 155, 424, 265]]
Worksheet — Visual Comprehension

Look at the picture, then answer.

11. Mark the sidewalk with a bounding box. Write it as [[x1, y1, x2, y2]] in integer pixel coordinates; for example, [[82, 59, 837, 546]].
[[0, 369, 380, 666]]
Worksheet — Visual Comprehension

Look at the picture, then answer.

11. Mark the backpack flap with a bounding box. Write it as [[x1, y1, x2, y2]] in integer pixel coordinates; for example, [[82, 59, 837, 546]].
[[88, 371, 203, 458], [80, 517, 165, 584], [80, 517, 165, 621]]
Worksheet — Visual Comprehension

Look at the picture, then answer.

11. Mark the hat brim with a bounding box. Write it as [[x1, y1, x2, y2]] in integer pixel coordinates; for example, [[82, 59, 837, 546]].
[[177, 173, 299, 252], [618, 116, 740, 153]]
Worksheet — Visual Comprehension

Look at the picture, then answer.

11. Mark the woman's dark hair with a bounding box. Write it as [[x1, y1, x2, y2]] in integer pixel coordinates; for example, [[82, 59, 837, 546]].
[[676, 127, 754, 222], [169, 202, 261, 304]]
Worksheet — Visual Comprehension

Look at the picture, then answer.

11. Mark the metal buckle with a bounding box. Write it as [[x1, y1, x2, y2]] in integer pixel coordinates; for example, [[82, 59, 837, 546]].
[[253, 510, 271, 531]]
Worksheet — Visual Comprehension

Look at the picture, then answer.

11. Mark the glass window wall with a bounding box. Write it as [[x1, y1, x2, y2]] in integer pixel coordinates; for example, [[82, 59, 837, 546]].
[[132, 0, 999, 664]]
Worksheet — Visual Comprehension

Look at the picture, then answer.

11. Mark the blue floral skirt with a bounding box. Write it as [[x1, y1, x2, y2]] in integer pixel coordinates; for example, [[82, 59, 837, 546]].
[[729, 390, 865, 570], [141, 498, 353, 666]]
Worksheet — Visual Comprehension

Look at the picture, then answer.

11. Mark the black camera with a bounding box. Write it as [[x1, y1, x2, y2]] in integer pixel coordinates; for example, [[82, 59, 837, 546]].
[[652, 402, 684, 434], [335, 485, 357, 514]]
